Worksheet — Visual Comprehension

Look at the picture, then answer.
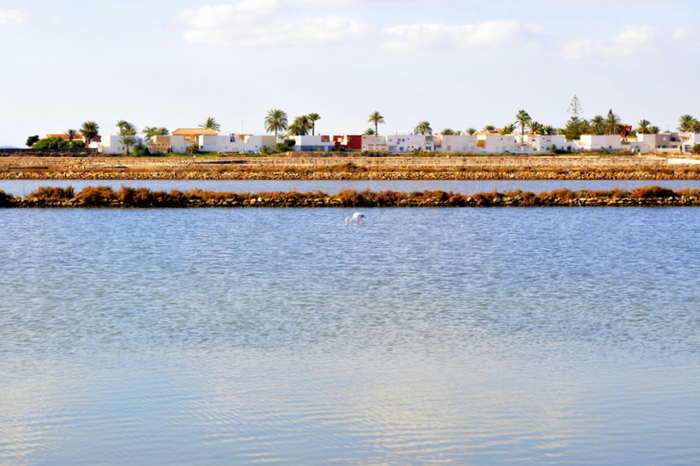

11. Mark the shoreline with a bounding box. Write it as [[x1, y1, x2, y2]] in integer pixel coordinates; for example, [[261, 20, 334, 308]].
[[2, 154, 700, 181], [2, 185, 699, 208]]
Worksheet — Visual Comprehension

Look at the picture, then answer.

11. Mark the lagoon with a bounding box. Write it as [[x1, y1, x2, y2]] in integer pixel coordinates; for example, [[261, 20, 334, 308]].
[[3, 178, 700, 197], [1, 207, 699, 465]]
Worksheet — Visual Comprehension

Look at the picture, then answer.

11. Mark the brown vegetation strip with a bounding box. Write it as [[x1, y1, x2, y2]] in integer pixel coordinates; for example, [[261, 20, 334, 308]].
[[2, 155, 700, 180], [2, 185, 700, 208]]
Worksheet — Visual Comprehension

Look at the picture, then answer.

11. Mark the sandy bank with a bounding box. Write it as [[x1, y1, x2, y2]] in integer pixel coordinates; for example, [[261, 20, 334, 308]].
[[1, 154, 700, 181]]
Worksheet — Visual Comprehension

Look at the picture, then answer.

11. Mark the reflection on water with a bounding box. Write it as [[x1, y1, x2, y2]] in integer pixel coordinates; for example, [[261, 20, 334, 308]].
[[1, 208, 699, 465]]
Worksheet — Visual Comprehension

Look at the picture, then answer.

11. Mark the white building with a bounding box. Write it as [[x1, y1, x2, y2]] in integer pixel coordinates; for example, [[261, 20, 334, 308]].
[[576, 135, 624, 152], [514, 135, 568, 153], [290, 135, 336, 152], [475, 134, 517, 154], [434, 135, 478, 153]]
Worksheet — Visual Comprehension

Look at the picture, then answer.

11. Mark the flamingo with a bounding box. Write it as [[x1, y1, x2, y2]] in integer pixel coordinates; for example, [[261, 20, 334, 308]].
[[345, 212, 367, 225]]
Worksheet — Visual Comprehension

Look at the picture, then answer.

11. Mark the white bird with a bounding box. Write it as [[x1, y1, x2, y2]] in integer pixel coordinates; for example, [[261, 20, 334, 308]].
[[345, 212, 367, 225]]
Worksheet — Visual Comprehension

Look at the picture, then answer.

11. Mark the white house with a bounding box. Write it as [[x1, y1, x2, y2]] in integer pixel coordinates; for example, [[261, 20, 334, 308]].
[[576, 135, 624, 152], [434, 135, 478, 153], [475, 134, 517, 154], [290, 135, 336, 152], [514, 134, 568, 153]]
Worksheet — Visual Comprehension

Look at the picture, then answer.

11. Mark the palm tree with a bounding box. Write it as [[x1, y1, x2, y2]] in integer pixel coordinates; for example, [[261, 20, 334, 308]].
[[529, 121, 544, 135], [414, 121, 432, 135], [265, 109, 288, 138], [65, 129, 78, 146], [499, 124, 516, 135], [116, 120, 138, 155], [466, 128, 477, 135], [648, 126, 661, 134], [287, 115, 312, 136], [637, 119, 652, 134], [589, 115, 605, 135], [542, 125, 556, 135], [142, 126, 169, 141], [483, 125, 496, 133], [605, 109, 622, 135], [363, 128, 376, 135], [515, 110, 531, 141], [368, 111, 385, 136], [441, 128, 456, 135], [307, 113, 321, 136], [679, 114, 700, 133], [80, 121, 99, 148], [199, 117, 220, 132]]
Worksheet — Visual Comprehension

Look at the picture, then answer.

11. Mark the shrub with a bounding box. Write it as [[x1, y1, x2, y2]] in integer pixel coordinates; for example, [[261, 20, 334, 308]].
[[0, 190, 11, 205], [132, 142, 150, 157], [27, 186, 75, 199], [630, 186, 678, 199], [186, 144, 199, 155], [75, 186, 117, 205]]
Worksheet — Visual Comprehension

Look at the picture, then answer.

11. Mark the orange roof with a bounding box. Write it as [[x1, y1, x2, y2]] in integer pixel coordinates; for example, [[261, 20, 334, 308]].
[[172, 128, 219, 136]]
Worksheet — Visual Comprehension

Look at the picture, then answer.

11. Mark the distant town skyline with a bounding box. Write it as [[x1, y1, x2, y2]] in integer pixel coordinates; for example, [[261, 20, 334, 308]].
[[1, 0, 698, 147]]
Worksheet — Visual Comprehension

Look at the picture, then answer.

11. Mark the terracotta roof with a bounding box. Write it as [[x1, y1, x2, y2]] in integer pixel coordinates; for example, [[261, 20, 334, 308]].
[[172, 128, 219, 136]]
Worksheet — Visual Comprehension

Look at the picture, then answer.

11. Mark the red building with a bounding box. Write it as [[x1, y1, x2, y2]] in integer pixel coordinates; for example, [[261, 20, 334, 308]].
[[333, 135, 362, 150]]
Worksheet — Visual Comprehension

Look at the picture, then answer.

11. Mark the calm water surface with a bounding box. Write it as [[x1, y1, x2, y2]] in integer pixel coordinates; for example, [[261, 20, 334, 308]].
[[1, 207, 699, 465], [3, 179, 700, 197]]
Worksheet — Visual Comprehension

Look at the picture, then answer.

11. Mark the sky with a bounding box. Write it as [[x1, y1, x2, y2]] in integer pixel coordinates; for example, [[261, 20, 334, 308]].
[[1, 0, 699, 146]]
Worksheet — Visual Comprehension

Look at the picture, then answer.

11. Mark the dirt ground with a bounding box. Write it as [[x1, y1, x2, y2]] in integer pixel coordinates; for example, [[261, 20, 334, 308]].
[[2, 154, 700, 180]]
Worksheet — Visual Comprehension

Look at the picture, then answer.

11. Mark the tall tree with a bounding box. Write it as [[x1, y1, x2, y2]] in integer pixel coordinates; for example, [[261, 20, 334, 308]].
[[529, 121, 544, 135], [414, 121, 432, 135], [589, 115, 605, 135], [199, 117, 220, 132], [568, 95, 583, 119], [605, 109, 622, 135], [636, 119, 652, 134], [142, 126, 169, 141], [368, 111, 385, 136], [307, 113, 321, 136], [499, 124, 516, 135], [265, 109, 288, 138], [65, 129, 78, 146], [80, 121, 99, 148], [515, 110, 532, 141], [679, 114, 700, 133], [287, 115, 312, 136], [116, 120, 138, 156]]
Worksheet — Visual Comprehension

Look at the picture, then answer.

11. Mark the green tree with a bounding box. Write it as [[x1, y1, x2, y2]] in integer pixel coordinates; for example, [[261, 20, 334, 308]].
[[483, 125, 496, 133], [65, 129, 78, 144], [32, 136, 70, 150], [26, 135, 39, 147], [589, 115, 605, 135], [363, 128, 376, 135], [648, 126, 661, 134], [515, 110, 532, 141], [466, 128, 477, 135], [287, 115, 312, 136], [199, 117, 220, 132], [499, 124, 516, 135], [116, 120, 138, 156], [529, 121, 544, 135], [80, 120, 99, 148], [142, 126, 169, 140], [265, 109, 288, 138], [307, 113, 321, 136], [368, 111, 385, 136], [441, 128, 456, 135], [636, 119, 652, 134], [414, 121, 432, 135], [679, 114, 700, 133], [542, 125, 556, 136], [605, 109, 622, 135]]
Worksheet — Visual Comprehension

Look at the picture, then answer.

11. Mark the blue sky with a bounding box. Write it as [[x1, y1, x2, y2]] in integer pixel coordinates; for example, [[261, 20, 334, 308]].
[[1, 0, 698, 146]]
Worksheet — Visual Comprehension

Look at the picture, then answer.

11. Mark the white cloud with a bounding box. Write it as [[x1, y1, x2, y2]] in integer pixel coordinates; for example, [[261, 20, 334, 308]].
[[179, 1, 370, 47], [0, 9, 28, 25], [382, 20, 544, 50], [563, 25, 660, 59], [673, 27, 700, 48]]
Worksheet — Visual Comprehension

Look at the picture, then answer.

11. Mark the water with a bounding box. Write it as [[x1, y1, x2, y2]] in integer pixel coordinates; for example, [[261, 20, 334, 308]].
[[2, 178, 700, 197], [1, 207, 699, 465]]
